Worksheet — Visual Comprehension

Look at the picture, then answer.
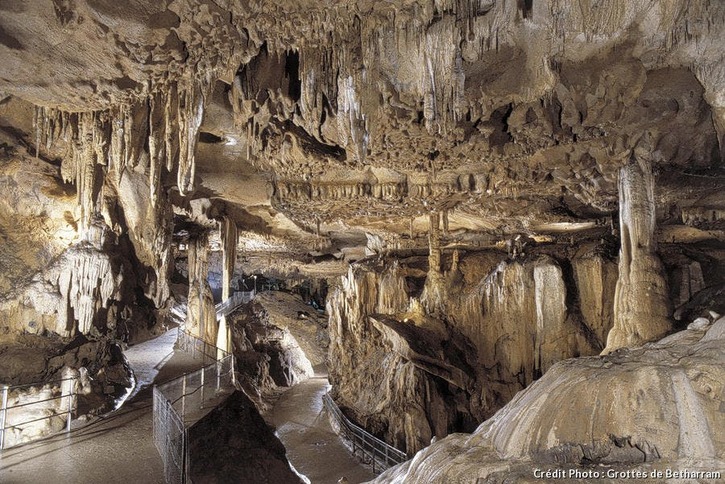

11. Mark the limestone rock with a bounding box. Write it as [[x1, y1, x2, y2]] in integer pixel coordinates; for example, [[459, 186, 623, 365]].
[[328, 246, 614, 454], [372, 325, 725, 483]]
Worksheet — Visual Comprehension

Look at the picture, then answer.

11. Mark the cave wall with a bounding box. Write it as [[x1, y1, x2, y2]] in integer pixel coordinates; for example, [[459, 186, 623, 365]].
[[327, 240, 721, 455]]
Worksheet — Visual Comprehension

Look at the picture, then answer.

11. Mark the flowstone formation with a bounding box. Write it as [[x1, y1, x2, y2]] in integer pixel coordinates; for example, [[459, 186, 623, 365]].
[[372, 317, 725, 483]]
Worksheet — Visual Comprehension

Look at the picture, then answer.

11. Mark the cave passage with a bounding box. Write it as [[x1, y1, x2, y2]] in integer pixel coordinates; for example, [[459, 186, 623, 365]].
[[268, 372, 375, 484], [0, 329, 206, 484]]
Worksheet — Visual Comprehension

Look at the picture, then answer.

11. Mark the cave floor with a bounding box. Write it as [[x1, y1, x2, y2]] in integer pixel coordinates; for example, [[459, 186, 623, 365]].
[[0, 328, 205, 484], [268, 373, 376, 484]]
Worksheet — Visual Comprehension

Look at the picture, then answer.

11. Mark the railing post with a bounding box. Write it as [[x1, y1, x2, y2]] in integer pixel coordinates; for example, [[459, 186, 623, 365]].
[[369, 433, 375, 473], [0, 384, 8, 450], [230, 355, 236, 386], [200, 367, 205, 409], [181, 374, 186, 417], [66, 376, 75, 433], [216, 359, 221, 391]]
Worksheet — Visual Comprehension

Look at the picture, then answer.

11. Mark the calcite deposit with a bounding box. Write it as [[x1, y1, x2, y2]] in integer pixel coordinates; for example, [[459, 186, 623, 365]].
[[0, 0, 723, 480], [372, 317, 725, 483]]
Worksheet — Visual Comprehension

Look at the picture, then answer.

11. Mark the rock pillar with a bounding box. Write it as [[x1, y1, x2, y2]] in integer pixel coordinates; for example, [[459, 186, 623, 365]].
[[187, 234, 217, 346], [422, 211, 446, 312], [604, 157, 671, 353], [221, 217, 237, 302], [217, 217, 237, 355]]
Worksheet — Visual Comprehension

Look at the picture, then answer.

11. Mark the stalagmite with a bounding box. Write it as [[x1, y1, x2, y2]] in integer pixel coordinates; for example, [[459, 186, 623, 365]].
[[604, 156, 672, 353], [421, 211, 446, 312]]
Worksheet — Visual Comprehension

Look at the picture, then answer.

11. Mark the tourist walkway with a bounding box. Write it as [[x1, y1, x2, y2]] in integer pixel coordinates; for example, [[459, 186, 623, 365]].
[[268, 373, 376, 484], [0, 328, 204, 484], [1, 325, 376, 484]]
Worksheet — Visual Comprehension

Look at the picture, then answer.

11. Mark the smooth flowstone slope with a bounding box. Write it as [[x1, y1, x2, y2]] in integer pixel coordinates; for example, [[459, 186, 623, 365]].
[[372, 317, 725, 483]]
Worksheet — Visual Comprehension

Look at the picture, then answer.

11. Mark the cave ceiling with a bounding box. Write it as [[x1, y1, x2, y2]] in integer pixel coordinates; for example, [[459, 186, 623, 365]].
[[0, 0, 724, 268]]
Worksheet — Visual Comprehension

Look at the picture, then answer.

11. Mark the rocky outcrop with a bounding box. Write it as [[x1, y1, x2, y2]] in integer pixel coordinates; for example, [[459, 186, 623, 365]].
[[229, 300, 315, 410], [328, 246, 618, 454], [188, 391, 303, 484], [372, 316, 725, 483]]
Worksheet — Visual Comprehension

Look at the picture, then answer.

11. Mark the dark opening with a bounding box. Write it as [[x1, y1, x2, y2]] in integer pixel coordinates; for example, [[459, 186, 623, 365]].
[[519, 0, 533, 19], [488, 104, 514, 148], [198, 132, 224, 144], [284, 50, 302, 101]]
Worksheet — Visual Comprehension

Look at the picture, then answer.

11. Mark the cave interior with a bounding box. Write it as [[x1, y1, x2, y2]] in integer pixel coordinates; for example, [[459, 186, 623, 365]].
[[0, 1, 723, 483]]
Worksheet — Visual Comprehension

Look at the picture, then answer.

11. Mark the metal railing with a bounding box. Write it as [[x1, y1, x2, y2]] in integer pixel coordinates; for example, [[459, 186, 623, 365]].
[[0, 373, 78, 450], [322, 393, 408, 473], [215, 290, 255, 319], [153, 332, 237, 484], [176, 329, 226, 364]]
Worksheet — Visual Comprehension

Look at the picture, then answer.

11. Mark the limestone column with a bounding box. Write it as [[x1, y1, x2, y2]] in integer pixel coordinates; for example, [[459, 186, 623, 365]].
[[603, 157, 671, 353], [217, 217, 237, 356], [186, 234, 217, 346], [428, 211, 441, 274], [221, 217, 237, 302], [422, 211, 445, 312]]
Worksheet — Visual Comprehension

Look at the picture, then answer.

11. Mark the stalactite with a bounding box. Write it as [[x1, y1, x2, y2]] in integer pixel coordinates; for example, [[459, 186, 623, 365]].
[[148, 90, 167, 208], [164, 82, 179, 172], [56, 245, 120, 337], [177, 77, 212, 196]]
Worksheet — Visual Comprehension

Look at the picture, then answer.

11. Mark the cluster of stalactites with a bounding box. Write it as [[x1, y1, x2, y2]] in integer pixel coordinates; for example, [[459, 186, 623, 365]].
[[33, 76, 212, 220], [57, 245, 121, 337]]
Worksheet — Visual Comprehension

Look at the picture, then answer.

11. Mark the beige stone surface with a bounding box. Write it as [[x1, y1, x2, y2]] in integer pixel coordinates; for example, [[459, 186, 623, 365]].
[[372, 320, 725, 483]]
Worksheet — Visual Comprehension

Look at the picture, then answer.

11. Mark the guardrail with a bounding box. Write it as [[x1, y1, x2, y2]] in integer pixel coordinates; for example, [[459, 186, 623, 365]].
[[322, 393, 408, 473], [215, 290, 255, 319], [176, 329, 226, 364], [0, 371, 78, 450], [153, 332, 237, 484]]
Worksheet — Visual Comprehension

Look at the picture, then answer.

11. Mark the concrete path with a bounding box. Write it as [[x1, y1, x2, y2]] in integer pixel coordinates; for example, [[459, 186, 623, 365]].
[[268, 374, 376, 484], [0, 328, 205, 484]]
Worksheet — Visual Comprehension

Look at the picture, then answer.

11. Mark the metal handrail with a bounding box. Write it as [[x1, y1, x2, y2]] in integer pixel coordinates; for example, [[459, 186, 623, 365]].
[[322, 393, 408, 473], [5, 377, 76, 391], [153, 330, 238, 484], [177, 329, 229, 362], [167, 363, 235, 406], [0, 375, 77, 450], [215, 290, 255, 319]]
